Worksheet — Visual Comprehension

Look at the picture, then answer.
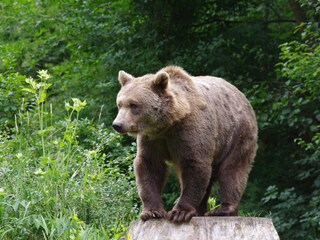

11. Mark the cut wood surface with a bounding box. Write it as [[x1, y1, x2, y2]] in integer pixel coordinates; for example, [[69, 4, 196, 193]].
[[127, 217, 280, 240]]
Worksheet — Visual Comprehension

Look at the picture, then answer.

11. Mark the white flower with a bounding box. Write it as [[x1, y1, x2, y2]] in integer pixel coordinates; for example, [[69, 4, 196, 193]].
[[37, 70, 51, 81], [71, 98, 87, 112]]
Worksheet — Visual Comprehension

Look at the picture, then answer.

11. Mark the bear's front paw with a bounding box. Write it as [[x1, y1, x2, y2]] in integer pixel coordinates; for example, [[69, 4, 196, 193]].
[[140, 209, 167, 221], [168, 208, 196, 223]]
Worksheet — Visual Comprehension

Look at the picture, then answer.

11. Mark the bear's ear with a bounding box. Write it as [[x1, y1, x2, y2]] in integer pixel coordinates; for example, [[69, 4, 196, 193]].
[[153, 71, 169, 90], [118, 70, 133, 86]]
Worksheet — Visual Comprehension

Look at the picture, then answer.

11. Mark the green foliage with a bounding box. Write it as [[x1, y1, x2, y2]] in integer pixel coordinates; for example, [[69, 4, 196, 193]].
[[260, 23, 320, 239], [0, 72, 32, 130], [0, 71, 138, 239], [0, 0, 132, 123], [0, 0, 297, 123], [274, 25, 320, 135]]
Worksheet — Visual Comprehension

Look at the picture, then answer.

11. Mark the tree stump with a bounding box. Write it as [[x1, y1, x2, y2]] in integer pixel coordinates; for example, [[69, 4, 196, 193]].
[[127, 217, 279, 240]]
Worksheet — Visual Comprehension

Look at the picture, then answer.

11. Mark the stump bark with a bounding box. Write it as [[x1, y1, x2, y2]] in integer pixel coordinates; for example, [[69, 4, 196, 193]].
[[127, 217, 279, 240]]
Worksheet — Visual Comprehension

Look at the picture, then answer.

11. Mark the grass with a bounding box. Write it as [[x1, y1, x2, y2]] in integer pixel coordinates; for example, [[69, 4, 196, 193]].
[[0, 70, 139, 239]]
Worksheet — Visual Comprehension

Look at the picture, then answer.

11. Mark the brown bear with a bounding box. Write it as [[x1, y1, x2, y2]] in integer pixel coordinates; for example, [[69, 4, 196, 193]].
[[112, 66, 258, 223]]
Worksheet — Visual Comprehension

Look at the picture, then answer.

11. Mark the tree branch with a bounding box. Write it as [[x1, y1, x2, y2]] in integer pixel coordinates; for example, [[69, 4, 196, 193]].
[[193, 18, 297, 28]]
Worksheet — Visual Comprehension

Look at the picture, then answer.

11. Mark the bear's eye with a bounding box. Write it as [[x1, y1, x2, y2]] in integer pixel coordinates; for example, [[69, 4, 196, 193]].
[[129, 103, 139, 109]]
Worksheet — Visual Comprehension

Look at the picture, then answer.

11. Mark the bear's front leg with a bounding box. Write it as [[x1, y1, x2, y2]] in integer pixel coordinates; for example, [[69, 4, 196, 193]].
[[134, 154, 168, 221], [168, 160, 211, 223]]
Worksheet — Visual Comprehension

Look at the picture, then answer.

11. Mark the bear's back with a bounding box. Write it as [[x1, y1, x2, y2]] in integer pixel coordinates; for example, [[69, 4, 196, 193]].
[[192, 75, 257, 159], [158, 66, 256, 135], [192, 76, 254, 117]]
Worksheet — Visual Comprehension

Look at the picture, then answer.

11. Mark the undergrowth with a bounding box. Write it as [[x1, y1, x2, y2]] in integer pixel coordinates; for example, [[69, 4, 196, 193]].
[[0, 70, 138, 239]]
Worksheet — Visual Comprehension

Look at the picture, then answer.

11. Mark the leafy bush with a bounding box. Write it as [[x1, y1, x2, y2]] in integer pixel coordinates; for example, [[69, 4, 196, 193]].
[[261, 24, 320, 240], [0, 72, 33, 131], [0, 71, 138, 239]]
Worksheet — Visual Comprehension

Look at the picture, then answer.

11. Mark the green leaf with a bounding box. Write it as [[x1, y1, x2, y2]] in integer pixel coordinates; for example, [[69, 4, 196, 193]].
[[22, 88, 36, 94], [37, 89, 47, 104]]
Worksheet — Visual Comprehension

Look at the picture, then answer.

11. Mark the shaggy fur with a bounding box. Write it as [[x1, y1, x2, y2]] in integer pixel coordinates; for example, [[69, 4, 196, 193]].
[[113, 66, 258, 223]]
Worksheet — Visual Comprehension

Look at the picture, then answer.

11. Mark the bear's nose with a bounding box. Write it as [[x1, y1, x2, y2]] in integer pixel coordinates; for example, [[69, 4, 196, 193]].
[[112, 122, 123, 133]]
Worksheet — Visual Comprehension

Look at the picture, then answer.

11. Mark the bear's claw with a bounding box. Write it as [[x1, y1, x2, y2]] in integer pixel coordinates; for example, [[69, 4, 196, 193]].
[[168, 209, 196, 223], [140, 209, 167, 221]]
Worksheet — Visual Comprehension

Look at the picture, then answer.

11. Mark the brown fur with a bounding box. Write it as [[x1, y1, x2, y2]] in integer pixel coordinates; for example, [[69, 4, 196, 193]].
[[113, 66, 258, 223]]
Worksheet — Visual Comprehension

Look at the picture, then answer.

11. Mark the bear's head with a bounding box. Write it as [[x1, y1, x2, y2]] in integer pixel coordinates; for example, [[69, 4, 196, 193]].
[[112, 69, 190, 137]]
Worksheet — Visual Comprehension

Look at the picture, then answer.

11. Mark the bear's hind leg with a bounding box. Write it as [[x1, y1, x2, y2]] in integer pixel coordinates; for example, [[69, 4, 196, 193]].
[[206, 163, 247, 216], [197, 175, 215, 216], [206, 140, 256, 216]]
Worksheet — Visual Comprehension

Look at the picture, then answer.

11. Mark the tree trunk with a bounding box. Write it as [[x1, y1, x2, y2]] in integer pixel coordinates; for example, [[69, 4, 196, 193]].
[[288, 0, 307, 23], [126, 217, 280, 240]]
